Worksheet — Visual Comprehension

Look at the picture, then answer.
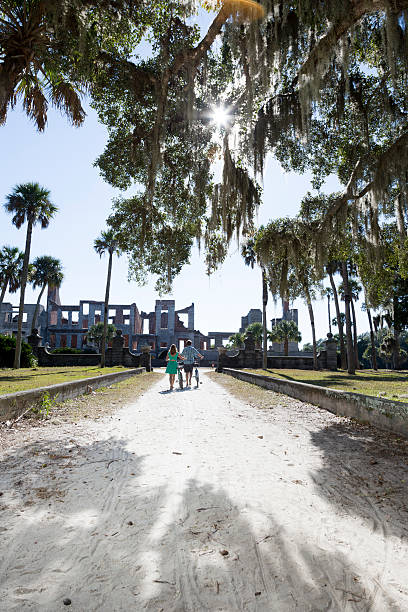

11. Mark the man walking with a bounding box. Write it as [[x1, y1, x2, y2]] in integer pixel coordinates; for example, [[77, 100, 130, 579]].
[[181, 340, 203, 386]]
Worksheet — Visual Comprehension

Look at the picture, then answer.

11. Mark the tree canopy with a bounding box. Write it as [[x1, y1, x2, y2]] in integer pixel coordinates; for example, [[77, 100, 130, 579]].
[[4, 1, 408, 294]]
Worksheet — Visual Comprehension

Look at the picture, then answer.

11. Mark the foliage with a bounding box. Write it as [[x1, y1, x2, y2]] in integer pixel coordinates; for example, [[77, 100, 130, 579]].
[[4, 182, 57, 228], [269, 320, 301, 355], [87, 322, 116, 351], [0, 245, 24, 299], [51, 347, 82, 354], [228, 332, 245, 348], [4, 181, 57, 368], [0, 334, 33, 368], [379, 332, 407, 366], [0, 0, 151, 129], [31, 255, 63, 290], [245, 321, 263, 346], [94, 229, 120, 258], [31, 391, 57, 418]]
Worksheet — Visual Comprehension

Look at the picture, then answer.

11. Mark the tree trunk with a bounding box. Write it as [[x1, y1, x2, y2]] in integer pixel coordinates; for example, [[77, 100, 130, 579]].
[[341, 261, 355, 375], [262, 269, 268, 369], [327, 295, 332, 335], [14, 221, 33, 368], [329, 271, 346, 369], [366, 306, 378, 370], [350, 298, 360, 370], [284, 336, 289, 356], [0, 279, 9, 307], [31, 284, 46, 332], [305, 288, 318, 369], [101, 251, 113, 368], [393, 326, 401, 370]]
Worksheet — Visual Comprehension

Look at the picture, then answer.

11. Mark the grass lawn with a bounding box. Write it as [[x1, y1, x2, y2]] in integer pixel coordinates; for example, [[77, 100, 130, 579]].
[[0, 366, 131, 395], [245, 369, 408, 402]]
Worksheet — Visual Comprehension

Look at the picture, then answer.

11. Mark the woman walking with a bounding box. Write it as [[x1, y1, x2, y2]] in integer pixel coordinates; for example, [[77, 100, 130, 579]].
[[166, 344, 184, 390]]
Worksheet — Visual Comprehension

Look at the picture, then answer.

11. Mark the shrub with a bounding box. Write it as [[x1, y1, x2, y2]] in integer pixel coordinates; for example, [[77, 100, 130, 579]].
[[0, 334, 34, 368], [82, 346, 98, 354], [51, 347, 82, 354]]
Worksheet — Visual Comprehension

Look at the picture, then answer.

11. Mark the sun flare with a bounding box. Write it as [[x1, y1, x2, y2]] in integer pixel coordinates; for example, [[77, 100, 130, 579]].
[[211, 105, 231, 128]]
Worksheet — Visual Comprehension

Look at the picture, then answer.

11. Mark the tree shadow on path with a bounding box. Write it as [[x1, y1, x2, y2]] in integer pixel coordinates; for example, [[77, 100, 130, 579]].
[[142, 479, 401, 611]]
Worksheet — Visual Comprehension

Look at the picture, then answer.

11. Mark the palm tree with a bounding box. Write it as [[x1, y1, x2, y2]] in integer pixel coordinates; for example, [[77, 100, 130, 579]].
[[88, 322, 117, 353], [228, 332, 245, 348], [241, 236, 268, 368], [94, 229, 121, 367], [0, 245, 24, 306], [30, 255, 64, 331], [339, 276, 362, 371], [268, 320, 301, 356], [4, 182, 57, 368], [362, 297, 378, 371], [340, 261, 356, 374], [0, 2, 86, 130], [326, 261, 346, 369], [245, 322, 263, 348], [323, 287, 333, 335]]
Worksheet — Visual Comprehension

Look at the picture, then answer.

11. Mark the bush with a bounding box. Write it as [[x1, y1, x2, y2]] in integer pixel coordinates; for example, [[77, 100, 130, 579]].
[[0, 334, 34, 368], [51, 347, 82, 354], [82, 346, 98, 354]]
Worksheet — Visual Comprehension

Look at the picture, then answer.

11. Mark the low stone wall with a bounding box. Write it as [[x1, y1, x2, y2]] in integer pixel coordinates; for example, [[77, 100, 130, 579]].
[[218, 333, 337, 371], [27, 329, 152, 371], [267, 355, 315, 369], [35, 348, 100, 367], [223, 368, 408, 439], [0, 368, 145, 421]]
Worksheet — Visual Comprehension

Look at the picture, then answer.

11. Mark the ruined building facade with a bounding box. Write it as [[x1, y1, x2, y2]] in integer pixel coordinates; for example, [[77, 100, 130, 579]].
[[239, 308, 262, 333], [0, 287, 219, 354]]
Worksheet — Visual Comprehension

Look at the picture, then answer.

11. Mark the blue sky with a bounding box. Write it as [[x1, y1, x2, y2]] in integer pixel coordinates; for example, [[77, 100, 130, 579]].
[[0, 11, 370, 345]]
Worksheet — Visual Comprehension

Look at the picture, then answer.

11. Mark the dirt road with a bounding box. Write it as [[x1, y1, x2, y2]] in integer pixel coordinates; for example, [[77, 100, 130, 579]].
[[1, 371, 407, 611]]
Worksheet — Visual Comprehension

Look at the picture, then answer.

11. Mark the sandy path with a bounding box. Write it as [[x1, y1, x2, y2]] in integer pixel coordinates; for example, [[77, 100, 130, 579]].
[[1, 371, 407, 611]]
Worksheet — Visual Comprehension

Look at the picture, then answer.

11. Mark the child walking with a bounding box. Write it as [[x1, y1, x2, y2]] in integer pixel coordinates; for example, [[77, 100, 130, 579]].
[[165, 344, 184, 390]]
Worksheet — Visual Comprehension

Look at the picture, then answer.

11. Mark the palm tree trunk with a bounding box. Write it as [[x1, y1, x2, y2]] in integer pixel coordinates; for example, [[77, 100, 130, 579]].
[[31, 284, 46, 332], [0, 279, 9, 307], [393, 295, 401, 370], [101, 251, 113, 368], [14, 220, 33, 368], [262, 269, 268, 369], [350, 299, 360, 369], [329, 271, 346, 369], [305, 287, 318, 369], [341, 261, 355, 374], [366, 306, 378, 370], [284, 336, 289, 356]]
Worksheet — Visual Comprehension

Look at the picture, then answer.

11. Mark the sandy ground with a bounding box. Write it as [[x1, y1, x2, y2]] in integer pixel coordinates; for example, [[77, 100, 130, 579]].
[[0, 370, 408, 611]]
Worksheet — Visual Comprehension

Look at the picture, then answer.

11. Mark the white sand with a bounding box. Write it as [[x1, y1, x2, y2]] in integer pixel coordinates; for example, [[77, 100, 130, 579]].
[[1, 371, 407, 611]]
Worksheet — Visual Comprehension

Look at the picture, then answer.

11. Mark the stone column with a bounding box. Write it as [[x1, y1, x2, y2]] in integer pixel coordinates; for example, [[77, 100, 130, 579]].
[[140, 347, 152, 372], [168, 303, 175, 342], [28, 329, 42, 358], [89, 304, 95, 326], [112, 329, 125, 365], [188, 304, 194, 330], [243, 332, 256, 368], [155, 303, 162, 335], [216, 346, 227, 372], [325, 333, 338, 371]]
